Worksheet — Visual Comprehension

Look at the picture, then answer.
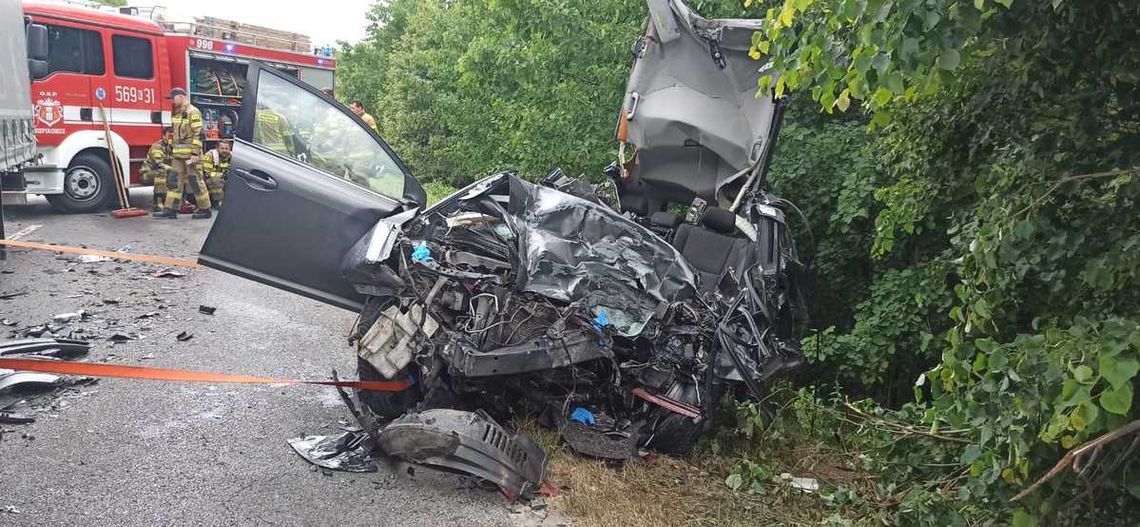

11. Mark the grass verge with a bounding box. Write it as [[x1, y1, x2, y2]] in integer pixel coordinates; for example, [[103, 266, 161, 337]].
[[519, 395, 877, 526]]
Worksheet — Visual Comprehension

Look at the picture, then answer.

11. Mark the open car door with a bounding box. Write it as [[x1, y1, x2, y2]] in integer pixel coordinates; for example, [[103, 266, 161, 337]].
[[198, 63, 425, 311]]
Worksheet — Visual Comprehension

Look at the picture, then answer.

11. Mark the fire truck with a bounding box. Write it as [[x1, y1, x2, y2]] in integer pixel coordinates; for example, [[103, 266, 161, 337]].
[[11, 1, 336, 213]]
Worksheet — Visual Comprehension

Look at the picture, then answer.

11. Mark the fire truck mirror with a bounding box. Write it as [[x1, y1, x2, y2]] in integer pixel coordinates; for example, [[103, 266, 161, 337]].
[[26, 23, 47, 61], [28, 59, 48, 80]]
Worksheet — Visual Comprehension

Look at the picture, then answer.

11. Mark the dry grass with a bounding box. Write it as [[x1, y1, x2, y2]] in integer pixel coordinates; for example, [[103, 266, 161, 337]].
[[519, 421, 865, 527]]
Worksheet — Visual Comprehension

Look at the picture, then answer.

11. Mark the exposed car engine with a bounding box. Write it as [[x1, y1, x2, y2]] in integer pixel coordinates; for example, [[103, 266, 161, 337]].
[[336, 170, 805, 498], [287, 0, 808, 500]]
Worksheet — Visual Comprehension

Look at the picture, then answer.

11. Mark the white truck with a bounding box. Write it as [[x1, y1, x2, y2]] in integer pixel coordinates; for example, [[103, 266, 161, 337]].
[[1, 0, 47, 255]]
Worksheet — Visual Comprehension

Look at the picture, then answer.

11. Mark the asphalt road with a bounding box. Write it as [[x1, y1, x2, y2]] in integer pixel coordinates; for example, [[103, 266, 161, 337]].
[[0, 192, 542, 526]]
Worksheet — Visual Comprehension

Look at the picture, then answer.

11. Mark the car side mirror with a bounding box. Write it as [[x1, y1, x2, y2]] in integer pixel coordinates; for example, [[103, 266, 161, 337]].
[[26, 23, 48, 61], [28, 59, 48, 80]]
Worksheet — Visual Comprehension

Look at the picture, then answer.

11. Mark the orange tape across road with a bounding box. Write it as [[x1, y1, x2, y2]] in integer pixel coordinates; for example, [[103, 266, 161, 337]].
[[0, 357, 414, 392], [0, 239, 204, 269], [0, 241, 412, 391]]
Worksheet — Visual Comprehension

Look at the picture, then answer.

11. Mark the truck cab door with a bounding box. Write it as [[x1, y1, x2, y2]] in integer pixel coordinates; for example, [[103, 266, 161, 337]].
[[198, 63, 425, 311]]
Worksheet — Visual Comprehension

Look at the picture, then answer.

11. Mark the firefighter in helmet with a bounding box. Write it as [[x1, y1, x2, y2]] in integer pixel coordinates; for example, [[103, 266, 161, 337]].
[[142, 127, 176, 212], [201, 139, 231, 208], [154, 88, 212, 219]]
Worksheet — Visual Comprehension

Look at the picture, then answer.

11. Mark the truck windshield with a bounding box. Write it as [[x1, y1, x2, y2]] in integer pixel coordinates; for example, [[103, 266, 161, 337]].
[[44, 24, 104, 77]]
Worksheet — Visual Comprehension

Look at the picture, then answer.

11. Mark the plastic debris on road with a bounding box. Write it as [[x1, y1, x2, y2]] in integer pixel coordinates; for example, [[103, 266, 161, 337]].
[[287, 432, 378, 473]]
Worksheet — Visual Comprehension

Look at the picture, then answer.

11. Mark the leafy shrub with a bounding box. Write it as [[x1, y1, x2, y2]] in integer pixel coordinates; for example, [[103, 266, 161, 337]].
[[748, 0, 1140, 523]]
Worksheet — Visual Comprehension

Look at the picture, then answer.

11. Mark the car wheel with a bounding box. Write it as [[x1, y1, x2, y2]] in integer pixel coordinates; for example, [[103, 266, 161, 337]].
[[647, 381, 725, 456], [649, 413, 702, 456], [46, 152, 116, 213], [356, 357, 423, 422]]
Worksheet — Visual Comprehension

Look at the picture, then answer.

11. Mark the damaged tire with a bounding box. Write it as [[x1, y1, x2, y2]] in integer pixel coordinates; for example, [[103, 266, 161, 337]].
[[648, 413, 702, 456], [647, 382, 727, 457], [356, 358, 422, 421]]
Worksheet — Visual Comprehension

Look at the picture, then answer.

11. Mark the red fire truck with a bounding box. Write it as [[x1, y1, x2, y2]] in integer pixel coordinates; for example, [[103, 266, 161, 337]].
[[12, 1, 336, 213]]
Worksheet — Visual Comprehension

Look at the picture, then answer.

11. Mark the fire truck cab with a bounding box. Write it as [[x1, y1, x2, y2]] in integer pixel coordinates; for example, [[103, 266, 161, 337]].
[[18, 1, 335, 213]]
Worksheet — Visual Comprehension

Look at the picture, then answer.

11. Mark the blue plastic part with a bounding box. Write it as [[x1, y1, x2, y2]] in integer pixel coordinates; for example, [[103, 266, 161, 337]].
[[592, 307, 611, 342], [411, 243, 433, 263], [593, 309, 609, 328], [569, 407, 596, 425]]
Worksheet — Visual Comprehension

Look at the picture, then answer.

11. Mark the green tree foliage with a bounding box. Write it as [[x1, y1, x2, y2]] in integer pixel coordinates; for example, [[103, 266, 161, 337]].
[[341, 0, 754, 186], [338, 0, 1140, 522], [765, 101, 952, 404], [337, 0, 646, 186], [334, 0, 419, 118], [754, 0, 1140, 523], [379, 0, 649, 186]]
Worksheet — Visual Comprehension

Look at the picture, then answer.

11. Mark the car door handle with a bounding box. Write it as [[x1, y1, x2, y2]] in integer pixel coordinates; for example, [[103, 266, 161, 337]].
[[232, 168, 278, 190]]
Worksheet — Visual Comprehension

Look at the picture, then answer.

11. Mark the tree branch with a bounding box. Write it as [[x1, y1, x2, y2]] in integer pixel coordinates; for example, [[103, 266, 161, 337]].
[[1010, 418, 1140, 502], [843, 402, 972, 444], [1016, 167, 1140, 218]]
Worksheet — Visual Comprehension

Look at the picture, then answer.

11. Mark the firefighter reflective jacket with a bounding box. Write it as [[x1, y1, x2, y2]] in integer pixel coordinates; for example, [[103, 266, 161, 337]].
[[142, 140, 172, 182], [201, 149, 231, 178], [254, 109, 294, 155], [172, 104, 203, 159]]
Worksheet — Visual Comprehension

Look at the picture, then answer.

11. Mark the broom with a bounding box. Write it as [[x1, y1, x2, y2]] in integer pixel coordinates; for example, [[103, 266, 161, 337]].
[[98, 105, 148, 219]]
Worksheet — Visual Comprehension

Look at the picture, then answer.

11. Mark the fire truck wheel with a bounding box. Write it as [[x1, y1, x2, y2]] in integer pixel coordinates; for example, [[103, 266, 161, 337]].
[[47, 153, 116, 214]]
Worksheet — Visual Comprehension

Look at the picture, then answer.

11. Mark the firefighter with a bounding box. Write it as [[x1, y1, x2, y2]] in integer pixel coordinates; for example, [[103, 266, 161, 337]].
[[142, 127, 175, 212], [200, 139, 231, 208], [349, 100, 378, 133], [154, 88, 212, 219], [254, 105, 301, 157]]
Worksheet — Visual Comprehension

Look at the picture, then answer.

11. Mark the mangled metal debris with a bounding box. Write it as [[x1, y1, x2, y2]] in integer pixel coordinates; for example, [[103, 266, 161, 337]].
[[319, 3, 806, 493], [153, 270, 185, 279], [0, 338, 95, 424], [191, 0, 805, 500], [52, 310, 90, 323], [0, 337, 90, 358], [287, 432, 378, 473], [0, 412, 35, 424], [0, 371, 64, 393], [321, 159, 804, 495], [107, 333, 136, 343], [375, 409, 549, 500]]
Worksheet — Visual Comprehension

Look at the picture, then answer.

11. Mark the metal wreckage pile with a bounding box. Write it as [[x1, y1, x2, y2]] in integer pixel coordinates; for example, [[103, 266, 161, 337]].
[[289, 0, 808, 501], [305, 169, 807, 499]]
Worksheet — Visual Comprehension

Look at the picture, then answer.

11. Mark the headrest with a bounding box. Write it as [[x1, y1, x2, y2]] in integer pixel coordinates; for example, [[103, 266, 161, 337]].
[[649, 211, 682, 228], [621, 194, 649, 216], [701, 207, 736, 234]]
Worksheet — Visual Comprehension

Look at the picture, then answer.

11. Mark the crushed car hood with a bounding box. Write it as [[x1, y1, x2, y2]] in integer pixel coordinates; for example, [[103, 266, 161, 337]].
[[620, 0, 777, 203], [191, 0, 806, 503], [504, 176, 697, 336], [391, 173, 698, 337]]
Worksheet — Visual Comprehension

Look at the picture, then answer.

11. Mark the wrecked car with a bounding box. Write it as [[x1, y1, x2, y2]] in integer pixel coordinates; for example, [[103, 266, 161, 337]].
[[198, 0, 806, 499]]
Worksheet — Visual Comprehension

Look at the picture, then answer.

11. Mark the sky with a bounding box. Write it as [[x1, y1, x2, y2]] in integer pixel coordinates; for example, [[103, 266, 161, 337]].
[[159, 0, 374, 49]]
